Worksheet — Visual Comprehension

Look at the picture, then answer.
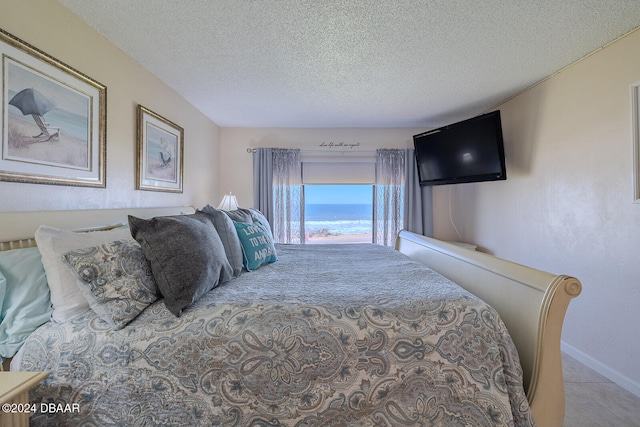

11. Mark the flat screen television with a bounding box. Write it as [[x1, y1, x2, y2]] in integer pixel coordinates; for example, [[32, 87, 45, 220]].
[[413, 110, 507, 186]]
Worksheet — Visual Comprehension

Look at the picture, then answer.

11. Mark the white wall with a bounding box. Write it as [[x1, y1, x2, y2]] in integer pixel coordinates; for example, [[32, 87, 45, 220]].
[[219, 127, 424, 207], [445, 29, 640, 396], [0, 0, 221, 213]]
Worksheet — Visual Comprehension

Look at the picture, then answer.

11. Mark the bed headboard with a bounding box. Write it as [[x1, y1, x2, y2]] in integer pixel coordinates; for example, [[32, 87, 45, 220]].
[[0, 206, 196, 249], [395, 230, 581, 427], [0, 206, 195, 372]]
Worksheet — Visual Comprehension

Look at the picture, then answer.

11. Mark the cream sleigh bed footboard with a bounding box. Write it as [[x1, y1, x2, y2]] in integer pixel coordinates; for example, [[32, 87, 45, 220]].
[[395, 230, 582, 427]]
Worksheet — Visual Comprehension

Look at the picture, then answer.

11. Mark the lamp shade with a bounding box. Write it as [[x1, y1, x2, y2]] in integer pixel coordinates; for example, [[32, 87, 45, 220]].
[[217, 193, 239, 211]]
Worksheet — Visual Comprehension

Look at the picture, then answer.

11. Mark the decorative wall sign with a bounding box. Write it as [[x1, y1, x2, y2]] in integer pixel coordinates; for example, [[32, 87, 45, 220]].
[[136, 105, 183, 193], [319, 142, 361, 149], [1, 29, 106, 187]]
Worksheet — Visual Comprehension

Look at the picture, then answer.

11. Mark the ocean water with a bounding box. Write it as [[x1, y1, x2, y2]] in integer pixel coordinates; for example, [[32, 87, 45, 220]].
[[305, 204, 372, 235], [45, 108, 88, 142]]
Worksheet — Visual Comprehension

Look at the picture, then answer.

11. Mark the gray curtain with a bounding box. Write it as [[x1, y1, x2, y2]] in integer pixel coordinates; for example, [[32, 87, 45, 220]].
[[404, 148, 433, 237], [375, 148, 432, 246], [375, 149, 405, 246], [253, 148, 273, 224], [253, 148, 303, 244]]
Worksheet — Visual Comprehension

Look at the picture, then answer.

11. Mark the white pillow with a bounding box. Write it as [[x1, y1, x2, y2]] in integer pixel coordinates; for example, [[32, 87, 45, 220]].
[[34, 225, 132, 322]]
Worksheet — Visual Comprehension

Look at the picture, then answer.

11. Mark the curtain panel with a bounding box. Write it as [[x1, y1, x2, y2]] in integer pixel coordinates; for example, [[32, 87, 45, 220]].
[[253, 148, 273, 224], [405, 148, 432, 237], [375, 149, 405, 246], [375, 148, 431, 246], [253, 148, 303, 244]]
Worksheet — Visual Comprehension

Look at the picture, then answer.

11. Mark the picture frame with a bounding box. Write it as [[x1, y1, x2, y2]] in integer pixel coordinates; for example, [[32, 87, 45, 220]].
[[632, 81, 640, 203], [136, 105, 183, 193], [1, 29, 106, 187]]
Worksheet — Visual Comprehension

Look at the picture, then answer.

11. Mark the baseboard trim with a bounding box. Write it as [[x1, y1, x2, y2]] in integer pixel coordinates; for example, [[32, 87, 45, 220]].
[[562, 341, 640, 398]]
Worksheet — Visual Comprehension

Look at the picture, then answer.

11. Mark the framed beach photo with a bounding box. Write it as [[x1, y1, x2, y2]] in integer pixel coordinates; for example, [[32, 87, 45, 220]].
[[632, 81, 640, 203], [136, 105, 183, 193], [1, 29, 106, 187]]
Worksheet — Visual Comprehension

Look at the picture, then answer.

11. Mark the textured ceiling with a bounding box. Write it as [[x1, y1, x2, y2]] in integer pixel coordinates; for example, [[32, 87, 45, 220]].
[[58, 0, 640, 128]]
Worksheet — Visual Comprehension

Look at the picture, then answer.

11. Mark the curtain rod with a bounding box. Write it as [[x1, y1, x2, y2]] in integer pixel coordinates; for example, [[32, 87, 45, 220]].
[[247, 148, 379, 154]]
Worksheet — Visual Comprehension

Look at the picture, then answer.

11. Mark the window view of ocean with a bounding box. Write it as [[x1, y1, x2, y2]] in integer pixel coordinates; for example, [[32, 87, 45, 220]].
[[303, 184, 373, 244], [305, 203, 373, 243]]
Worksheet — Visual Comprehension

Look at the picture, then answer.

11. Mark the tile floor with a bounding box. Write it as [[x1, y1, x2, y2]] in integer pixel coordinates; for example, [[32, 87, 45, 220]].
[[562, 353, 640, 426]]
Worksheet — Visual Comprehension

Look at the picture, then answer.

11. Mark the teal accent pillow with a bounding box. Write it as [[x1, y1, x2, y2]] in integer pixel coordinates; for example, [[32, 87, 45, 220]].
[[233, 221, 277, 271], [0, 247, 52, 362]]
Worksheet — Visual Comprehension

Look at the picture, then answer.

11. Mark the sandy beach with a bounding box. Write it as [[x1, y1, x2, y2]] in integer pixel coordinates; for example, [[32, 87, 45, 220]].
[[305, 232, 372, 244], [6, 113, 89, 170]]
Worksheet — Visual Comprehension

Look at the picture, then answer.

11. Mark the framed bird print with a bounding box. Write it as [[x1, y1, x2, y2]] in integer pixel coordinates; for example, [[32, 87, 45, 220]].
[[633, 81, 640, 203], [136, 105, 183, 193], [0, 28, 106, 187]]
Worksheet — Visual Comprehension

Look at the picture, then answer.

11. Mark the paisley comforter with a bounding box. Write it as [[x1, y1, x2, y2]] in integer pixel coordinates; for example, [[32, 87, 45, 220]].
[[16, 243, 534, 426]]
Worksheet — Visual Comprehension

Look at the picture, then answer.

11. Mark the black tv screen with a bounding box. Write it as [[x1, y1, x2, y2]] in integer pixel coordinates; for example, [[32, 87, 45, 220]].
[[413, 110, 507, 186]]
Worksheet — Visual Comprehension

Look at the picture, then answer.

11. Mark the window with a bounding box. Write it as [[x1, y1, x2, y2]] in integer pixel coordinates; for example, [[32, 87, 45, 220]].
[[257, 148, 414, 246], [304, 184, 373, 244]]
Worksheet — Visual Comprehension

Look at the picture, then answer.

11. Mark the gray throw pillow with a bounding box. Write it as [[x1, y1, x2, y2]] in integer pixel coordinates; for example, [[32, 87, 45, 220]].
[[248, 208, 274, 240], [198, 204, 244, 277], [223, 208, 274, 240], [128, 213, 234, 316], [222, 208, 253, 223]]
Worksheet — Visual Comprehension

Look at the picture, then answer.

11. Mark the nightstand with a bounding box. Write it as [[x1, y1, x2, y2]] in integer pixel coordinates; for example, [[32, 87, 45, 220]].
[[0, 371, 49, 427]]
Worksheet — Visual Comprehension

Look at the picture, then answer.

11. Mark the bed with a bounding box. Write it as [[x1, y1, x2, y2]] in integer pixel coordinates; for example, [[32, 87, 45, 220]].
[[0, 206, 581, 427]]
